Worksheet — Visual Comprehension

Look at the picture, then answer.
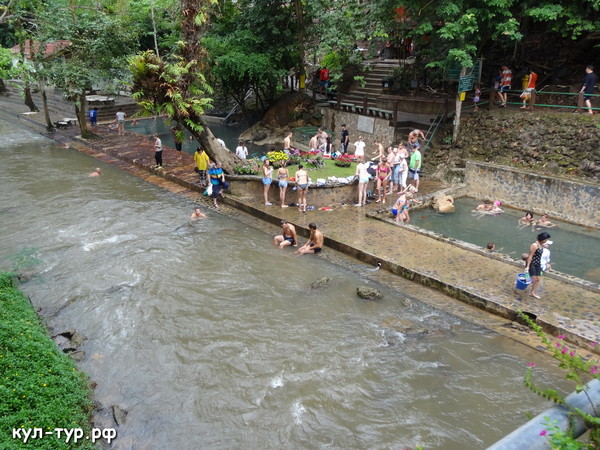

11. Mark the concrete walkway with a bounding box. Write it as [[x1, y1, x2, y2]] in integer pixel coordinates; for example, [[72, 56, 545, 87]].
[[5, 101, 599, 356]]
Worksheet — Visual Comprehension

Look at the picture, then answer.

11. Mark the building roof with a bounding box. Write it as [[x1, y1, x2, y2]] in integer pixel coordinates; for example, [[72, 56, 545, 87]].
[[11, 40, 71, 60]]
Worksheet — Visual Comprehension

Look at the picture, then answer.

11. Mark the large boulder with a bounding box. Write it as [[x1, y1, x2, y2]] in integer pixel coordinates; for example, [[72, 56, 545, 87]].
[[432, 193, 455, 213], [357, 286, 383, 300]]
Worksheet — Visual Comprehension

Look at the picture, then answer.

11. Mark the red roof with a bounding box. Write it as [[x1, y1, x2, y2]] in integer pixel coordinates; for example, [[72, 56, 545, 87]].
[[11, 40, 71, 59]]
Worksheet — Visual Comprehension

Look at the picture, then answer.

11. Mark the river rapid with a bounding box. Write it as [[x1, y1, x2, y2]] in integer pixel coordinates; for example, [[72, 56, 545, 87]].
[[0, 116, 568, 449]]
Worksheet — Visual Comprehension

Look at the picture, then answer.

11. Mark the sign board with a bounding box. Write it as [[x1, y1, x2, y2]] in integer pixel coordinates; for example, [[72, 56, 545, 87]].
[[458, 74, 474, 93], [446, 59, 482, 81], [357, 115, 375, 134]]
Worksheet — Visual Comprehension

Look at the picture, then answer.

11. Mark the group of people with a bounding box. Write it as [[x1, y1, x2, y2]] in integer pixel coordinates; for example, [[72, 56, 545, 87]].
[[489, 64, 596, 114], [353, 129, 424, 207], [518, 211, 555, 230], [261, 158, 310, 211], [274, 220, 324, 255], [523, 231, 553, 299], [192, 146, 229, 208]]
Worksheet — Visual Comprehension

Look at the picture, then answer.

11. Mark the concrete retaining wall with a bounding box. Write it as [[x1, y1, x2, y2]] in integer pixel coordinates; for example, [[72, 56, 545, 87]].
[[463, 161, 600, 229], [229, 174, 358, 205], [320, 108, 395, 155]]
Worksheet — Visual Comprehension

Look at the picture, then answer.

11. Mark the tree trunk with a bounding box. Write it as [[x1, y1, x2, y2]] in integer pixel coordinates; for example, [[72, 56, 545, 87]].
[[76, 91, 93, 138], [0, 78, 6, 94], [39, 81, 54, 131], [294, 0, 305, 92], [23, 82, 38, 112], [179, 0, 238, 173]]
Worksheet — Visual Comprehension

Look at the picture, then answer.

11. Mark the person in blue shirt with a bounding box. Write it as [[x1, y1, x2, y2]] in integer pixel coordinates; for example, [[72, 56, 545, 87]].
[[208, 162, 228, 208], [89, 107, 98, 130]]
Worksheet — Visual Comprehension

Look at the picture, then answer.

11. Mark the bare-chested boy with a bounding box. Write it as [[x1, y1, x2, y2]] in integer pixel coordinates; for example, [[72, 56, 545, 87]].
[[296, 223, 324, 255], [274, 219, 298, 248]]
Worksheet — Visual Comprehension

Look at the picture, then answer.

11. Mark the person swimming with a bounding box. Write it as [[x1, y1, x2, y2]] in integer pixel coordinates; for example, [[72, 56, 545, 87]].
[[536, 214, 556, 229], [518, 211, 536, 229]]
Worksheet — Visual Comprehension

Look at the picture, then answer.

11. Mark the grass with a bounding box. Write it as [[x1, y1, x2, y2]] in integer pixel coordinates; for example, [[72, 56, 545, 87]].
[[289, 159, 356, 179], [0, 272, 94, 449]]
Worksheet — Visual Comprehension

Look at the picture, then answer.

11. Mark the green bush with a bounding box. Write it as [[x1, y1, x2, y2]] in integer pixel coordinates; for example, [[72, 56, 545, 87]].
[[0, 272, 94, 449]]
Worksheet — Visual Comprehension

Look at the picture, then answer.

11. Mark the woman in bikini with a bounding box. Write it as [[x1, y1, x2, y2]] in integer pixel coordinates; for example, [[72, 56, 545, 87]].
[[295, 164, 309, 212], [262, 159, 273, 206], [376, 157, 391, 204], [277, 162, 290, 208]]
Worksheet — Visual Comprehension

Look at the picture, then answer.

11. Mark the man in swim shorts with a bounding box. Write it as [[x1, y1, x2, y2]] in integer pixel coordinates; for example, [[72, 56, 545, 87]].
[[296, 223, 324, 255], [274, 219, 298, 248]]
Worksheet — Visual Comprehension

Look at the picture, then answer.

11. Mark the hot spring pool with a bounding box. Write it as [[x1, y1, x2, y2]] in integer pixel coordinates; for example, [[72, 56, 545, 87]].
[[410, 197, 600, 283]]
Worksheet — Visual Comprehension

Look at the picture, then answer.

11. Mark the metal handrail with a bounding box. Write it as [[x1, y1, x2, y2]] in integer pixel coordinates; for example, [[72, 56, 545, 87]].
[[422, 102, 447, 153]]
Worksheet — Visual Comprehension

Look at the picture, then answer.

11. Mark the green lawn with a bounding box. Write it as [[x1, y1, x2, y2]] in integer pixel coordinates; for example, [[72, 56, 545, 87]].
[[290, 159, 356, 179]]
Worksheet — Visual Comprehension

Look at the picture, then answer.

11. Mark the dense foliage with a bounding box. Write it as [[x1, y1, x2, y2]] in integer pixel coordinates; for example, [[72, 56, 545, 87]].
[[0, 272, 94, 450]]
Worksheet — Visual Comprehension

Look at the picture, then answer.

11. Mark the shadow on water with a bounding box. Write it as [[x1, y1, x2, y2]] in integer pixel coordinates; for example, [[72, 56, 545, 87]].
[[0, 117, 574, 450]]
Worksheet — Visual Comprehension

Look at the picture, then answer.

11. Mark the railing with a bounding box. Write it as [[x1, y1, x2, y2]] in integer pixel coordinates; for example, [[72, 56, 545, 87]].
[[464, 88, 599, 113], [422, 102, 447, 153], [322, 92, 447, 126]]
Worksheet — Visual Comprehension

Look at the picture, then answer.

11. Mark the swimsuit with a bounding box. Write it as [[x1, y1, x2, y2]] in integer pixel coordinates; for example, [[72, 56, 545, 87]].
[[528, 245, 543, 277], [378, 166, 389, 180], [298, 183, 308, 190], [284, 237, 295, 245], [279, 180, 288, 188], [312, 247, 322, 254]]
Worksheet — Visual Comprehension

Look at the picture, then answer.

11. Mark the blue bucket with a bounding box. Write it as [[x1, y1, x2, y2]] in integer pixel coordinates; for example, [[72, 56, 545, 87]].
[[515, 273, 532, 290]]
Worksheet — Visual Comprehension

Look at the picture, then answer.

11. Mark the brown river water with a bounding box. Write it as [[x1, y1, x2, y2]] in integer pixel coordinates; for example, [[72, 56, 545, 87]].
[[0, 116, 570, 449]]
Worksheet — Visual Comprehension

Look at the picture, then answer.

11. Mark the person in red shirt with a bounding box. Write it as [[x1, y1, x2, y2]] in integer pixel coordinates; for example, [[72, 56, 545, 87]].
[[520, 68, 537, 110], [319, 67, 329, 94]]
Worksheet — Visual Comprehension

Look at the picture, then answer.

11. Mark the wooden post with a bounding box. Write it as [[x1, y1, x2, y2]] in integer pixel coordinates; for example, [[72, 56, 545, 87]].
[[577, 92, 583, 113], [336, 94, 341, 110], [529, 90, 536, 111], [363, 96, 368, 115], [489, 88, 495, 110]]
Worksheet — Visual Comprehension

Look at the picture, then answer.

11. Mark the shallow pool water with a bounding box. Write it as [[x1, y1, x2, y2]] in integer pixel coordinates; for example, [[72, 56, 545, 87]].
[[125, 117, 270, 157], [410, 197, 600, 282]]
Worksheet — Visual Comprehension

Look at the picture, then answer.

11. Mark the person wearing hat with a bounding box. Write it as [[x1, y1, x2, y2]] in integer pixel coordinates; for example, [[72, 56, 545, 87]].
[[525, 231, 551, 299], [194, 147, 211, 187]]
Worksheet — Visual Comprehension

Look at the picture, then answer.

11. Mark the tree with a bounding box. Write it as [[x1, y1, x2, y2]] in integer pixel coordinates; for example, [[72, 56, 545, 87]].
[[40, 3, 137, 137], [0, 45, 17, 93]]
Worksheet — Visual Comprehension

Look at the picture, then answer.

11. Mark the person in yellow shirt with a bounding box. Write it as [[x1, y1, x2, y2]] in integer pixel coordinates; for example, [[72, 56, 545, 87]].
[[194, 147, 211, 187]]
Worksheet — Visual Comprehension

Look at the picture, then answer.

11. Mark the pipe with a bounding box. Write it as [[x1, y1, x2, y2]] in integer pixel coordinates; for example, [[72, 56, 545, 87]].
[[488, 379, 600, 449]]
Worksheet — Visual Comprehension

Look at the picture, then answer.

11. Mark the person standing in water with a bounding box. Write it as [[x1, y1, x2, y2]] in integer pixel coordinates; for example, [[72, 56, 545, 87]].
[[190, 207, 206, 220], [525, 231, 551, 299]]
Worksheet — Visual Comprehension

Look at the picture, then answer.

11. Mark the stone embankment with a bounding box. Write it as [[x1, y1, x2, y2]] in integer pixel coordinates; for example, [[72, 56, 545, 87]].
[[447, 109, 600, 180]]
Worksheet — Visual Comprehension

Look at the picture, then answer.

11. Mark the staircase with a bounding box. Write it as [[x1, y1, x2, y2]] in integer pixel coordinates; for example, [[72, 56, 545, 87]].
[[351, 59, 401, 98]]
